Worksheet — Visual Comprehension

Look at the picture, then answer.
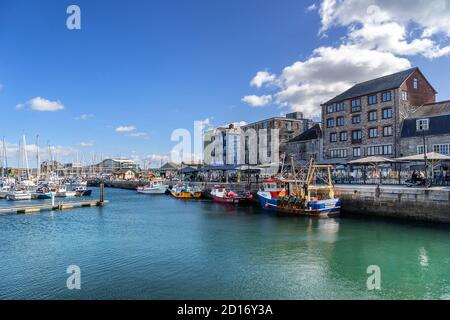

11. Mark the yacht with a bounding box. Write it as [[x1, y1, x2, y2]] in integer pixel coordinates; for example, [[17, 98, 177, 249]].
[[137, 179, 168, 195]]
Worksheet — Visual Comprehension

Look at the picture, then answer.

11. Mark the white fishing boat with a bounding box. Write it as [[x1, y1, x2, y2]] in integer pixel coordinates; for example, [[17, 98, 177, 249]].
[[7, 190, 32, 201], [137, 179, 168, 195], [56, 186, 77, 197]]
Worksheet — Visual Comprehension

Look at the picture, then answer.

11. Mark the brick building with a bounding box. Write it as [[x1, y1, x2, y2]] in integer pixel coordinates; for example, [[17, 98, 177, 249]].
[[321, 67, 437, 163], [241, 112, 313, 171], [285, 124, 322, 164]]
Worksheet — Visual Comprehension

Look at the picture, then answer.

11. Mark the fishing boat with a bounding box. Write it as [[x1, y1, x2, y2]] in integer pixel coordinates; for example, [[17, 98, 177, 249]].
[[56, 186, 77, 198], [137, 179, 168, 195], [32, 186, 53, 200], [74, 186, 93, 197], [7, 190, 32, 201], [170, 185, 202, 199], [210, 186, 253, 205], [257, 159, 341, 218]]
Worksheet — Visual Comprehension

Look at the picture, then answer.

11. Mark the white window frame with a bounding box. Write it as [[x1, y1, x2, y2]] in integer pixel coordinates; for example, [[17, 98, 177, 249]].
[[433, 144, 450, 155], [402, 90, 408, 101], [417, 145, 428, 154], [416, 119, 429, 131]]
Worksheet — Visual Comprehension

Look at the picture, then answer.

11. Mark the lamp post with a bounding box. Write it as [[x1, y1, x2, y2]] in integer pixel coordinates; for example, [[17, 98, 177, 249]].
[[422, 126, 428, 182]]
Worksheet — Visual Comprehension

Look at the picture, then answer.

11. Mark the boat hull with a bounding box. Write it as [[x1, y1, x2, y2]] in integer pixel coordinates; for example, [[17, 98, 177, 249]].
[[32, 193, 53, 200], [137, 186, 167, 195], [76, 190, 93, 197], [7, 193, 32, 201], [257, 192, 341, 217], [170, 191, 202, 199], [212, 195, 250, 205]]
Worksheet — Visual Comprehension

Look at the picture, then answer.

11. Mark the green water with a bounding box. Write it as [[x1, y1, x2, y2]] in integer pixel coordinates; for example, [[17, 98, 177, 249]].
[[0, 188, 449, 300]]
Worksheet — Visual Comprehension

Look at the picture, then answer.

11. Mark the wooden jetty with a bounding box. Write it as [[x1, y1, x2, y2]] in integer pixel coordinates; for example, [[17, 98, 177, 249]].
[[0, 183, 108, 215]]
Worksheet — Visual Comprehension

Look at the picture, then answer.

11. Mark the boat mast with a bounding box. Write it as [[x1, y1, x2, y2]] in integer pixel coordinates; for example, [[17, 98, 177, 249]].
[[22, 134, 30, 181], [36, 135, 40, 180], [1, 136, 6, 179]]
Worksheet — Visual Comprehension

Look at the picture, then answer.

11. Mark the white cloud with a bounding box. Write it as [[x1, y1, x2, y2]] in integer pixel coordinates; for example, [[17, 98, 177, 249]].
[[76, 113, 94, 120], [127, 132, 149, 139], [250, 71, 276, 88], [16, 97, 64, 112], [115, 126, 137, 133], [242, 0, 450, 117], [242, 95, 273, 107], [79, 142, 95, 147]]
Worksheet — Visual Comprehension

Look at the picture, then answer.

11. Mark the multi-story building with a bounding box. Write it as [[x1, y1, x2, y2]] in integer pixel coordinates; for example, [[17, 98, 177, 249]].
[[91, 158, 139, 175], [241, 112, 313, 171], [400, 101, 450, 157], [204, 124, 242, 166], [285, 124, 323, 165], [321, 67, 437, 163]]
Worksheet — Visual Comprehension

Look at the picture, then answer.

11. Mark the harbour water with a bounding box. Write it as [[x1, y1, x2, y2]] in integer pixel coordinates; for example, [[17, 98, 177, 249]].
[[0, 188, 449, 300]]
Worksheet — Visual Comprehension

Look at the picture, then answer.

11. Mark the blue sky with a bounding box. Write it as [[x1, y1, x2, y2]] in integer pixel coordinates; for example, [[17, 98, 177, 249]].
[[1, 0, 450, 167]]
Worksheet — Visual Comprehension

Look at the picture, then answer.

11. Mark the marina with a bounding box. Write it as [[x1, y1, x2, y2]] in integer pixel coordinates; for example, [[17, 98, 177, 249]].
[[1, 187, 450, 300]]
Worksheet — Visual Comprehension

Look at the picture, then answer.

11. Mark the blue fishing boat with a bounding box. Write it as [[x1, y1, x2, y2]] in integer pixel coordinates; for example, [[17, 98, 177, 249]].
[[74, 186, 92, 197], [257, 159, 341, 218]]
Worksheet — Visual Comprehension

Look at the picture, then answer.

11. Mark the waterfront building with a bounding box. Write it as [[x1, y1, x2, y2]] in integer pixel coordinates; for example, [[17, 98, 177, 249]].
[[92, 158, 139, 175], [203, 124, 242, 166], [321, 67, 437, 163], [241, 112, 313, 172], [400, 101, 450, 159], [159, 162, 181, 179], [113, 169, 137, 180], [285, 124, 323, 164]]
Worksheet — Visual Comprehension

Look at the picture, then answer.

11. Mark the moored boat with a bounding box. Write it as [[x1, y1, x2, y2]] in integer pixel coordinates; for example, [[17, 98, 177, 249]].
[[210, 186, 253, 205], [74, 186, 93, 197], [257, 159, 341, 218], [7, 190, 32, 201], [137, 179, 168, 195], [170, 185, 202, 199], [56, 187, 77, 198]]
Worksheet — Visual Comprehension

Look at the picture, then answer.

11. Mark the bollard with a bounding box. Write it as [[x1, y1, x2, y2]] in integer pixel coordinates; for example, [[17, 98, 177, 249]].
[[100, 182, 105, 204]]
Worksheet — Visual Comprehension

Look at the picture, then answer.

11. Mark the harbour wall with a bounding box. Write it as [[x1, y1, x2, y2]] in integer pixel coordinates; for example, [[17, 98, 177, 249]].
[[335, 185, 450, 224]]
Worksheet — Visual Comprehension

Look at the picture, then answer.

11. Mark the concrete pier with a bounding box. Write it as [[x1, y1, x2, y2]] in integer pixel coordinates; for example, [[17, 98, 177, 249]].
[[0, 200, 108, 215]]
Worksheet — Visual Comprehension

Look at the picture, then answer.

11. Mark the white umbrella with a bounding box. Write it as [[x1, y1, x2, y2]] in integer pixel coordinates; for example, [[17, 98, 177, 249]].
[[348, 156, 396, 165], [395, 152, 450, 162]]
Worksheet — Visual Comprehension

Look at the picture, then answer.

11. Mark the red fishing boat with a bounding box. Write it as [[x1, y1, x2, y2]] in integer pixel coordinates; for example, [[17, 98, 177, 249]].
[[210, 186, 253, 205]]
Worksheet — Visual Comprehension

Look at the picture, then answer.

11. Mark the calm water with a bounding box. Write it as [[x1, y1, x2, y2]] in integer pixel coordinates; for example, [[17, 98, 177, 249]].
[[0, 188, 449, 300]]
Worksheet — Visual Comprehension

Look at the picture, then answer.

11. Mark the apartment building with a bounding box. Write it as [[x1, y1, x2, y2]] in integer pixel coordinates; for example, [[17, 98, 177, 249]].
[[321, 67, 437, 163]]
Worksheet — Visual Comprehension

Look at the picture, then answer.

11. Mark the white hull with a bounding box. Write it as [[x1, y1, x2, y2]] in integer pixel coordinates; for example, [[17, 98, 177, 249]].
[[56, 191, 77, 197], [137, 186, 167, 195], [7, 193, 32, 201]]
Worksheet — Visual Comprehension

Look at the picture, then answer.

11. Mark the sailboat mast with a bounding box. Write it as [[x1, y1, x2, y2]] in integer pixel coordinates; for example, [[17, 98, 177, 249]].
[[22, 134, 30, 180], [1, 136, 5, 179], [36, 135, 40, 180]]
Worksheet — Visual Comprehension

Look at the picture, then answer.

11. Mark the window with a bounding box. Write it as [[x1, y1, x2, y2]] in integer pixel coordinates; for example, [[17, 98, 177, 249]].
[[352, 130, 362, 142], [434, 144, 450, 155], [340, 131, 348, 141], [383, 126, 393, 137], [417, 145, 427, 154], [353, 147, 361, 158], [382, 91, 392, 102], [330, 149, 348, 159], [413, 78, 418, 89], [327, 104, 334, 114], [366, 145, 391, 156], [330, 133, 337, 143], [368, 95, 377, 105], [367, 146, 380, 156], [402, 90, 408, 101], [383, 145, 393, 155], [369, 127, 378, 138], [336, 116, 345, 127], [368, 110, 378, 121], [351, 99, 362, 112], [382, 108, 393, 119], [416, 119, 429, 131], [326, 118, 335, 128], [336, 102, 345, 112], [352, 115, 361, 124]]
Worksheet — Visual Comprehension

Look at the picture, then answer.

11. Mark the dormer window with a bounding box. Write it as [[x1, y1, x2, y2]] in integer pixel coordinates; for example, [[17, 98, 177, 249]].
[[413, 78, 418, 89], [416, 119, 429, 131]]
